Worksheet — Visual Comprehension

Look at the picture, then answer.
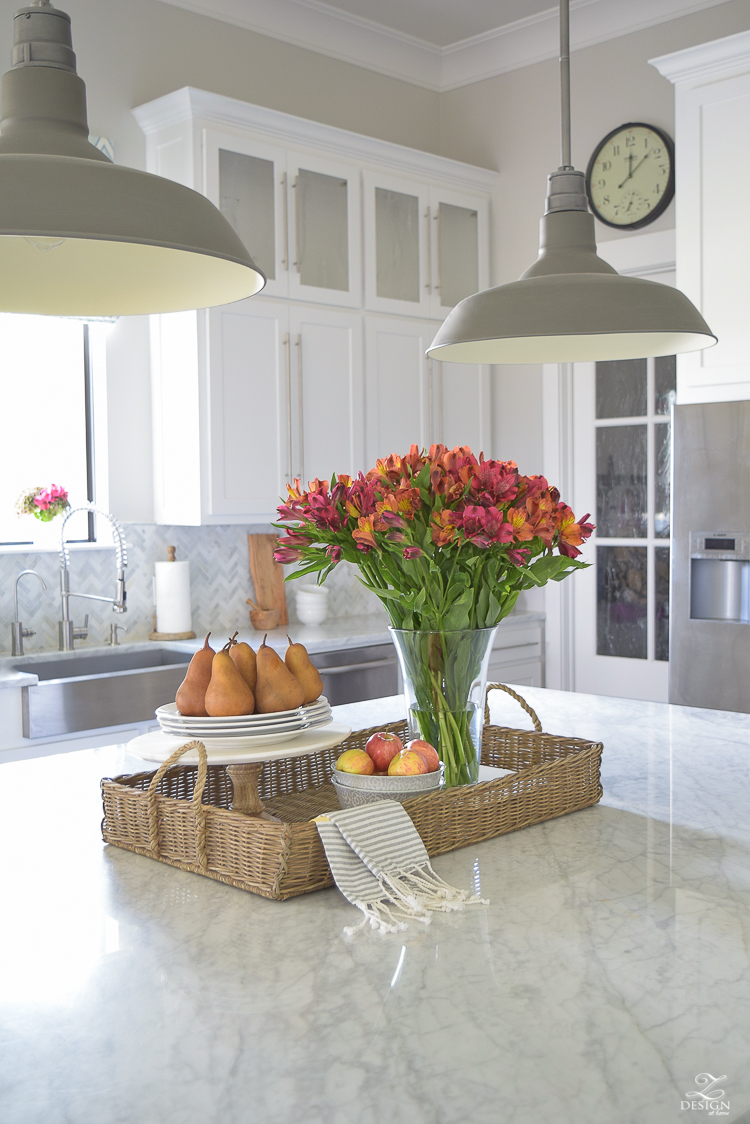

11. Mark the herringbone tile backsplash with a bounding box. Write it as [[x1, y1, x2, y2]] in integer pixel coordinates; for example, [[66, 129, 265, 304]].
[[0, 524, 383, 654]]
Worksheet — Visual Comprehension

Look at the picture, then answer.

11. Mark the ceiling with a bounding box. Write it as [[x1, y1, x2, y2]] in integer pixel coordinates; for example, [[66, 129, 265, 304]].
[[157, 0, 732, 90], [308, 0, 557, 49]]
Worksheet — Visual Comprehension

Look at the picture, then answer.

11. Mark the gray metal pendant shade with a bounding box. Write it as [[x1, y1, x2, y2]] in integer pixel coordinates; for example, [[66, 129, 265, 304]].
[[427, 3, 716, 365], [0, 1, 265, 316]]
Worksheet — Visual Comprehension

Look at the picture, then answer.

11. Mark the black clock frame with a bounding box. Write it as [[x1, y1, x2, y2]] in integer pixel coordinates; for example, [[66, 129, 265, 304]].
[[585, 121, 675, 231]]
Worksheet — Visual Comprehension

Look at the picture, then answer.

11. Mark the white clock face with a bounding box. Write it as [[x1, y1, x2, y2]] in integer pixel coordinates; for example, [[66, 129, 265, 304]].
[[588, 125, 673, 227]]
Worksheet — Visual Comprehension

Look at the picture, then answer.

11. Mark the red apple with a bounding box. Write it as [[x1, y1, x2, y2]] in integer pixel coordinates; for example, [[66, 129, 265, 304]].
[[407, 739, 440, 773], [336, 749, 375, 775], [365, 731, 404, 772], [388, 749, 429, 776]]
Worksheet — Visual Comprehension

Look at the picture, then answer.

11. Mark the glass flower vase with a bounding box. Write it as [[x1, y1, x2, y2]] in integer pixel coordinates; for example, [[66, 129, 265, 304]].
[[389, 626, 499, 788]]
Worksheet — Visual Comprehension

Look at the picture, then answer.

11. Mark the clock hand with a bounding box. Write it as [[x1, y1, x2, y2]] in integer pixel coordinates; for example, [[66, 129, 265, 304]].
[[630, 152, 651, 178], [617, 153, 635, 190]]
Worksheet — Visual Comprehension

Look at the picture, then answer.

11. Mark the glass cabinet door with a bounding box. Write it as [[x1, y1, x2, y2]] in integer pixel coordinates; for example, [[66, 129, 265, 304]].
[[203, 130, 289, 300], [363, 171, 432, 317], [287, 151, 362, 308], [429, 187, 489, 319]]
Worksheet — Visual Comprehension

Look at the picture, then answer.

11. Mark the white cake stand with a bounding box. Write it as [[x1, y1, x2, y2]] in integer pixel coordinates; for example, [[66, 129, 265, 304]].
[[127, 722, 351, 821]]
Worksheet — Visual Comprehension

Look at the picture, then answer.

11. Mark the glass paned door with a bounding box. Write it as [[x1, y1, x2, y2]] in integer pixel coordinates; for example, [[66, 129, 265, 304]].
[[572, 354, 676, 701], [287, 151, 362, 307], [205, 130, 289, 300], [428, 186, 489, 319], [363, 170, 432, 317]]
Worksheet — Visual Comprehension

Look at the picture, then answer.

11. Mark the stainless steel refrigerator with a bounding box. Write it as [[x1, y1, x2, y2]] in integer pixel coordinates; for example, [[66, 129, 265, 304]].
[[670, 401, 750, 712]]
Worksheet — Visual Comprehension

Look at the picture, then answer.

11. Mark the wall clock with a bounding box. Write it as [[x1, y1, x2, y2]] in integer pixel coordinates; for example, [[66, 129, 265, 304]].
[[585, 122, 675, 230]]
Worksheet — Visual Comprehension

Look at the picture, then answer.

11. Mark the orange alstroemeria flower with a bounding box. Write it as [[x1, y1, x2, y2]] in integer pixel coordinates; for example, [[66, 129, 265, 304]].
[[352, 514, 378, 549], [506, 506, 535, 542], [431, 509, 458, 547]]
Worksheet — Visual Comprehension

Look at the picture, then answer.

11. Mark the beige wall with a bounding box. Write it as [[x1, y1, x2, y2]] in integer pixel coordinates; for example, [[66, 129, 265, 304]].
[[438, 0, 750, 474]]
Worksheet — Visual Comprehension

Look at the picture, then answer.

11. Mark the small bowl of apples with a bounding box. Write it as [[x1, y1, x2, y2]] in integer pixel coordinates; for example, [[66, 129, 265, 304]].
[[332, 731, 442, 808]]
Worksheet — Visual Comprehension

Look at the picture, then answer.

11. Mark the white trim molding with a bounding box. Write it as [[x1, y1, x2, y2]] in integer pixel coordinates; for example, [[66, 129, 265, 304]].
[[650, 27, 750, 84], [133, 87, 499, 193], [155, 0, 734, 93]]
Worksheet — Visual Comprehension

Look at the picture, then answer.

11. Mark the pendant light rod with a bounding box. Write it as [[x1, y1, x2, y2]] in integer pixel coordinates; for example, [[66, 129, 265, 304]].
[[559, 0, 572, 169]]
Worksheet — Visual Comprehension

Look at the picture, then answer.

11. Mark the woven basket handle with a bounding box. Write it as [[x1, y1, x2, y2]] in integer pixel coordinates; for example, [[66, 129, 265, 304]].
[[146, 740, 208, 869], [485, 683, 542, 732]]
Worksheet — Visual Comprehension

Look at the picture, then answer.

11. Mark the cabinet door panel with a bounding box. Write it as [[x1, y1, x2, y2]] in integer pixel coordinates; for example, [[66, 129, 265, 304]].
[[363, 171, 432, 317], [434, 360, 491, 455], [290, 308, 364, 484], [429, 187, 489, 319], [207, 300, 289, 516], [287, 151, 362, 307], [203, 130, 289, 299], [364, 317, 431, 464]]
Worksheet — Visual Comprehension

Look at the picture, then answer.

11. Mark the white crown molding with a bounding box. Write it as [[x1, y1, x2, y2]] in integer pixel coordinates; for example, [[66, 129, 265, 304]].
[[156, 0, 732, 92], [650, 27, 750, 84], [133, 87, 500, 192]]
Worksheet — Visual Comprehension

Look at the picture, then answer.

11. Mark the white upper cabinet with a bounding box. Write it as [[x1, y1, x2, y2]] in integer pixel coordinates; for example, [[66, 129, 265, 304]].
[[204, 131, 362, 307], [134, 89, 497, 523], [363, 171, 489, 319], [652, 31, 750, 403]]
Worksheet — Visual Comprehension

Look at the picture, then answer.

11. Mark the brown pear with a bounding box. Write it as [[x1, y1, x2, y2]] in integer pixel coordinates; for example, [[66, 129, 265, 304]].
[[228, 632, 257, 693], [284, 635, 323, 704], [255, 635, 305, 713], [175, 633, 214, 717], [205, 645, 255, 716]]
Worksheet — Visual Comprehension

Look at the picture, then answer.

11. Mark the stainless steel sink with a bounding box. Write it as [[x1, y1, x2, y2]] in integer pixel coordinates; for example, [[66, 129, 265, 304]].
[[17, 647, 191, 739]]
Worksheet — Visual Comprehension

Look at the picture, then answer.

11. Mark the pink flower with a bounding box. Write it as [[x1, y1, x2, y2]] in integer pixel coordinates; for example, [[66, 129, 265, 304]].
[[326, 545, 342, 562], [403, 546, 423, 560], [274, 545, 304, 564], [34, 490, 51, 510]]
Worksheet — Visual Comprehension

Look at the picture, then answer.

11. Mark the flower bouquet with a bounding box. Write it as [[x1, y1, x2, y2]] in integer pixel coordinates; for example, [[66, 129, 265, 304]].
[[275, 445, 593, 787], [16, 484, 70, 523]]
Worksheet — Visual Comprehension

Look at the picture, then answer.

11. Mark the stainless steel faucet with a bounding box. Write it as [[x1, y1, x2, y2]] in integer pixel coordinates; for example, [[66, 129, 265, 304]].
[[11, 569, 47, 656], [59, 506, 128, 651]]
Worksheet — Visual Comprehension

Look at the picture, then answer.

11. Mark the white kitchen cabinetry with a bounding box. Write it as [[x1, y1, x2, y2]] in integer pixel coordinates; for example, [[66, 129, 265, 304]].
[[364, 318, 491, 463], [152, 301, 363, 524], [652, 31, 750, 403], [488, 615, 545, 689], [134, 88, 497, 523], [362, 172, 489, 320], [205, 129, 362, 308]]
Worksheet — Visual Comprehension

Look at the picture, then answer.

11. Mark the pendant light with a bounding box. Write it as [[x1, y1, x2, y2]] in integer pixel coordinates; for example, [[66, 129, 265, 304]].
[[0, 1, 265, 317], [427, 0, 716, 365]]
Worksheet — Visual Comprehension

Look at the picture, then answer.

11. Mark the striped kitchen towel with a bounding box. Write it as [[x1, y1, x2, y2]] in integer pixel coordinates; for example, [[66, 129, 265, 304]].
[[314, 801, 487, 935]]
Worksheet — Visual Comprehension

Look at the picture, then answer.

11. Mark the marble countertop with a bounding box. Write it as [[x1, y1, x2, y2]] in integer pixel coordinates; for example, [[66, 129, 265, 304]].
[[0, 610, 545, 690], [2, 684, 747, 1124]]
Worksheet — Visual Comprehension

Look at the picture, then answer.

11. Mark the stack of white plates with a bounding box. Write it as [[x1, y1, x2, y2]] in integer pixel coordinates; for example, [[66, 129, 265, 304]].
[[154, 697, 332, 745]]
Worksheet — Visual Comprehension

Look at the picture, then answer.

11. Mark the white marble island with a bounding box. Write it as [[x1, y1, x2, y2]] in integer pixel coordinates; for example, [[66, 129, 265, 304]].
[[1, 687, 749, 1124]]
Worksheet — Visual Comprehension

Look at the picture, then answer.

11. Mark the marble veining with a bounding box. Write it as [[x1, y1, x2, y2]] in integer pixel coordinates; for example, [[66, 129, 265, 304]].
[[0, 686, 748, 1123]]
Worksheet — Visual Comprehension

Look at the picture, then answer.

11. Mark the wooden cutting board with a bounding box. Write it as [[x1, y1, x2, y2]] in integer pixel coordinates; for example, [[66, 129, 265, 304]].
[[247, 534, 288, 626]]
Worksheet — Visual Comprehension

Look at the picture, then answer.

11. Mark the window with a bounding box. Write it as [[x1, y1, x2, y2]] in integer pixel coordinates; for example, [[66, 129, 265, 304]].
[[0, 315, 98, 547]]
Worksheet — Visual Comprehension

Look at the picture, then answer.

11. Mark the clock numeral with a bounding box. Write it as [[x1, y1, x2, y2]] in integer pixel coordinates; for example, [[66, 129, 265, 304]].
[[626, 135, 636, 147], [612, 144, 620, 156], [597, 178, 606, 187], [601, 160, 611, 171], [602, 196, 610, 205], [653, 147, 662, 157], [655, 183, 661, 195]]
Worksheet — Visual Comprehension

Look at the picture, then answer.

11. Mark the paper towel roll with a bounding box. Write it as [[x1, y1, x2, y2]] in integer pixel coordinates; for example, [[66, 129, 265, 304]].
[[155, 560, 192, 634]]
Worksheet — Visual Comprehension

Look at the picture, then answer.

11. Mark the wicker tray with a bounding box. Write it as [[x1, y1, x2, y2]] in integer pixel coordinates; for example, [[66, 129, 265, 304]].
[[101, 684, 603, 901]]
